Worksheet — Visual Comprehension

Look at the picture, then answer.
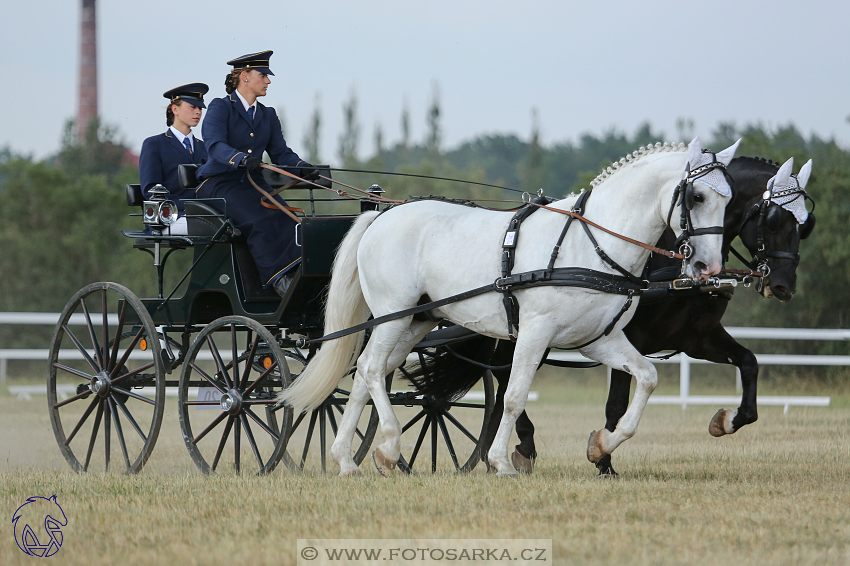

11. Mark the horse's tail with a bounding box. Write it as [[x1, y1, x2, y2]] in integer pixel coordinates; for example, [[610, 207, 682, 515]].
[[277, 211, 379, 414]]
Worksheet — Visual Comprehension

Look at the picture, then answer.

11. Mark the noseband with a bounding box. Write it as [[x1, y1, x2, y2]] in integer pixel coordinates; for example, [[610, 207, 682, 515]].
[[665, 152, 733, 265]]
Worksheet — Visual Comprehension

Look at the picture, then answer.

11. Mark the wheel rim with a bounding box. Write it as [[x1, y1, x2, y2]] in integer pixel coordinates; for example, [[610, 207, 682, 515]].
[[393, 368, 494, 474], [47, 282, 165, 474], [177, 316, 292, 475]]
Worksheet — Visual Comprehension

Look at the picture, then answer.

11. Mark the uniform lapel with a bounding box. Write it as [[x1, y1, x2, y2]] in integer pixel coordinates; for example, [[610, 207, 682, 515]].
[[164, 129, 189, 154], [228, 92, 254, 128]]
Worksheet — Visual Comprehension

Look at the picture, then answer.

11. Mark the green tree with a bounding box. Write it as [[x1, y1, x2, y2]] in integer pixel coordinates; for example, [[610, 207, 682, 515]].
[[337, 89, 360, 167], [303, 93, 322, 163]]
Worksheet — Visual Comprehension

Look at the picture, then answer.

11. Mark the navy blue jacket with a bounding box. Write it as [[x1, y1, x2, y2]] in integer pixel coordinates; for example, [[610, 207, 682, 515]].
[[196, 93, 305, 180], [139, 130, 208, 213], [195, 92, 306, 287]]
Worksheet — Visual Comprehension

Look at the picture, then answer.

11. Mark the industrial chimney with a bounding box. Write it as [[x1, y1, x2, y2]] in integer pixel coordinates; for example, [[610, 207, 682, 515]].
[[77, 0, 98, 140]]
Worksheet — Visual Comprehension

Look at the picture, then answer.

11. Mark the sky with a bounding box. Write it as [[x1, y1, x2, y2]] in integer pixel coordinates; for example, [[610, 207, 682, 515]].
[[1, 0, 849, 165]]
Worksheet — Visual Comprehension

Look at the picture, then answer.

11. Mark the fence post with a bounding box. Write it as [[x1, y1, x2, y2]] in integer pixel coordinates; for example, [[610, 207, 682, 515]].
[[0, 358, 7, 385], [679, 354, 690, 409]]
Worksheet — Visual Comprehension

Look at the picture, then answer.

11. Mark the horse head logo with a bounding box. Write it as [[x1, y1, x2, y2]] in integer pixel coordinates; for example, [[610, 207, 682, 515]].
[[12, 495, 67, 557]]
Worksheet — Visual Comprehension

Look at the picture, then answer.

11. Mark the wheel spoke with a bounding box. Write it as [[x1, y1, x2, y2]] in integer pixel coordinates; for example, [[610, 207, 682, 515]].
[[239, 414, 264, 470], [84, 401, 104, 472], [110, 362, 155, 386], [62, 325, 100, 374], [242, 364, 277, 397], [300, 410, 319, 471], [444, 402, 486, 409], [108, 299, 127, 373], [244, 407, 279, 441], [193, 410, 229, 444], [408, 415, 431, 469], [233, 416, 241, 474], [112, 325, 146, 376], [401, 409, 427, 433], [101, 289, 110, 373], [319, 408, 327, 472], [111, 386, 156, 406], [431, 413, 438, 472], [327, 405, 339, 436], [437, 413, 460, 469], [441, 409, 479, 444], [240, 335, 261, 389], [53, 362, 94, 381], [211, 417, 234, 472], [64, 396, 99, 445], [189, 363, 227, 393], [207, 335, 232, 389], [108, 398, 132, 471], [80, 297, 104, 370], [104, 400, 111, 472], [291, 411, 307, 432], [231, 326, 240, 390], [113, 396, 148, 443]]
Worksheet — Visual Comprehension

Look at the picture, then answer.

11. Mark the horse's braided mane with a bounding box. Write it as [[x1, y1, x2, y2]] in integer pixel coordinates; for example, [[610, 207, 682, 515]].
[[730, 155, 780, 172], [587, 141, 687, 191]]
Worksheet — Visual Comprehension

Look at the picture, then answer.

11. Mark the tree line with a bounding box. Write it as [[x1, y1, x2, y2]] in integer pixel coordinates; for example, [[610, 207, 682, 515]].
[[1, 107, 848, 365]]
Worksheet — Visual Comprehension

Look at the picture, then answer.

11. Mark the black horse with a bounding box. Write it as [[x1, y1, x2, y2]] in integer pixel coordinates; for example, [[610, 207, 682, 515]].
[[403, 155, 816, 476]]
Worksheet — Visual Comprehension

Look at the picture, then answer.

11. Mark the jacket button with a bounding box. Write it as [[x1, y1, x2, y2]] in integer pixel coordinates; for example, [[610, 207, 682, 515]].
[[248, 149, 253, 153], [250, 133, 254, 137]]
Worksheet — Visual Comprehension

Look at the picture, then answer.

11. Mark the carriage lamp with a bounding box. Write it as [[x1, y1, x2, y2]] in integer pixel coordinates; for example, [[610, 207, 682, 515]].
[[361, 184, 385, 212], [143, 185, 179, 228]]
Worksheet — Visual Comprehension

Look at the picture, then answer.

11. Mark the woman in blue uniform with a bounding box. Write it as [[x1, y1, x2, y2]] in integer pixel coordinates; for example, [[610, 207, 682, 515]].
[[196, 51, 316, 297], [139, 83, 209, 235]]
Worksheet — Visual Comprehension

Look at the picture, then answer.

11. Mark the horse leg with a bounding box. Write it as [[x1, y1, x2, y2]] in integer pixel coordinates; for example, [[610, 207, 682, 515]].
[[582, 332, 658, 464], [481, 341, 512, 470], [330, 373, 371, 476], [595, 368, 631, 478], [687, 325, 759, 436], [486, 332, 549, 476]]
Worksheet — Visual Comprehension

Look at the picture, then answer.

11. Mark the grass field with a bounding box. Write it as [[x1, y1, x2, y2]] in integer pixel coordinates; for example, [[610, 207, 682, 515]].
[[2, 368, 849, 565]]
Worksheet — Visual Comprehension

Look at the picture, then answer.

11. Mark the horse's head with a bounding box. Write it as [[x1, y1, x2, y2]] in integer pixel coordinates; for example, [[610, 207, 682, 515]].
[[737, 157, 815, 301], [671, 136, 740, 282]]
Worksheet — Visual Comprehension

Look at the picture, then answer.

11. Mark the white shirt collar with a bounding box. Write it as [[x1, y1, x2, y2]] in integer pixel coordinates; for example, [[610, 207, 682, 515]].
[[169, 126, 193, 151], [234, 89, 257, 116]]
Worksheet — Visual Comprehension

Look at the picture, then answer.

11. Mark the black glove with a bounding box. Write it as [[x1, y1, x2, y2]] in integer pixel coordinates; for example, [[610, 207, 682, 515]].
[[300, 163, 320, 181], [239, 155, 263, 171]]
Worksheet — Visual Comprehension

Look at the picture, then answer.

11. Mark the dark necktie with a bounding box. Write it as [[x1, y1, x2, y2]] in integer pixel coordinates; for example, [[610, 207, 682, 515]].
[[248, 106, 255, 121], [182, 137, 192, 154]]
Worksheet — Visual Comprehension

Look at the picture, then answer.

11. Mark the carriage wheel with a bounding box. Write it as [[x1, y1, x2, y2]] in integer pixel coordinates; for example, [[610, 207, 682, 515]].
[[48, 282, 166, 474], [392, 367, 495, 473], [177, 316, 292, 475], [279, 349, 382, 473]]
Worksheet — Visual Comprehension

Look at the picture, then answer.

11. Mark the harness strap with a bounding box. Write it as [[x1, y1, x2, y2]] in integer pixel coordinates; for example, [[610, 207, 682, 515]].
[[499, 196, 554, 338], [306, 267, 645, 345]]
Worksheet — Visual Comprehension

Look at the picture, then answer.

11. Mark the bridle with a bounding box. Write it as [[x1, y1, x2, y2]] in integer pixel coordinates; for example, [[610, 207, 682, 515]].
[[665, 150, 735, 267], [731, 175, 815, 289]]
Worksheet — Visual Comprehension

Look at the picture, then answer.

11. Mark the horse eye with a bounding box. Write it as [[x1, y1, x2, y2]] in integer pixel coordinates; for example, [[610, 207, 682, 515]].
[[693, 194, 704, 203]]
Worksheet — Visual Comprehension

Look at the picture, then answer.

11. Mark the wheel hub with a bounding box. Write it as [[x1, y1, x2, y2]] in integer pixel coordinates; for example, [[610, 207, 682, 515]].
[[90, 371, 111, 397], [220, 389, 243, 415]]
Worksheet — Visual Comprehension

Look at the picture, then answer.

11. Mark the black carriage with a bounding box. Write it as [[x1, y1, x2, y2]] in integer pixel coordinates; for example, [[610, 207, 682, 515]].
[[47, 165, 495, 475]]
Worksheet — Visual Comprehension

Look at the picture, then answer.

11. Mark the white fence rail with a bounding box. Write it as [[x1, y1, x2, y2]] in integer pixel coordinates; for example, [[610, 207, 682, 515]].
[[1, 313, 847, 411]]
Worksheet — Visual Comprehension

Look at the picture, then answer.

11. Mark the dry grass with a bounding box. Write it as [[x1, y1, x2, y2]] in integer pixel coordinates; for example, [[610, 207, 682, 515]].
[[2, 372, 849, 565]]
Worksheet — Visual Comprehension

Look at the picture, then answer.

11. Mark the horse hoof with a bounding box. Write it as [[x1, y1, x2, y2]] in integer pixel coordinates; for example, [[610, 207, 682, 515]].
[[511, 450, 534, 474], [339, 469, 362, 478], [372, 448, 397, 477], [709, 408, 737, 437], [596, 471, 619, 480], [586, 430, 609, 463]]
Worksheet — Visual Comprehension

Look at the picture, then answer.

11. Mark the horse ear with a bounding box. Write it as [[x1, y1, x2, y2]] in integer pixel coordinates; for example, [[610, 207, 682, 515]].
[[715, 138, 742, 166], [775, 157, 794, 188], [687, 136, 702, 167], [797, 159, 813, 188]]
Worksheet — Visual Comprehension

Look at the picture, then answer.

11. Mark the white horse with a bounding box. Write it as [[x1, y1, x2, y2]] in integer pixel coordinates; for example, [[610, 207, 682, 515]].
[[279, 137, 741, 476]]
